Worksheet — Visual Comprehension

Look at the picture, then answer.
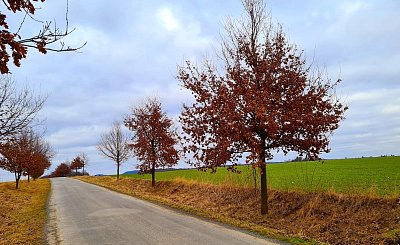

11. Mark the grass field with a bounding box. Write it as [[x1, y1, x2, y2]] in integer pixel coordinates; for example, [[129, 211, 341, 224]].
[[0, 179, 50, 245], [121, 156, 400, 196]]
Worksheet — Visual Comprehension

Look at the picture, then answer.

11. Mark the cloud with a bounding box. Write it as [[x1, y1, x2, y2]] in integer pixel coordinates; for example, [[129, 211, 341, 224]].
[[349, 89, 388, 103], [47, 125, 107, 149], [339, 2, 370, 15], [383, 105, 400, 114], [157, 7, 180, 31], [153, 5, 215, 53]]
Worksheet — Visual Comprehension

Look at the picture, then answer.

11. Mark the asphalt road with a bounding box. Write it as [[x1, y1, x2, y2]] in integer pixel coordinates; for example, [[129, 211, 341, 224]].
[[49, 177, 281, 245]]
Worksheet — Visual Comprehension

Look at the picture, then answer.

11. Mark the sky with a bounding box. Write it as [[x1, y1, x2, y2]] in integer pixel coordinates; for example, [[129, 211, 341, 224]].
[[1, 0, 399, 181]]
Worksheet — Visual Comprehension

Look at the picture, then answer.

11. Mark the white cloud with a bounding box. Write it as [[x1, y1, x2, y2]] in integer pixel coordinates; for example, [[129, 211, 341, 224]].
[[339, 2, 370, 15], [47, 125, 107, 148], [383, 105, 400, 115], [348, 88, 400, 103], [157, 7, 180, 31], [153, 6, 214, 52]]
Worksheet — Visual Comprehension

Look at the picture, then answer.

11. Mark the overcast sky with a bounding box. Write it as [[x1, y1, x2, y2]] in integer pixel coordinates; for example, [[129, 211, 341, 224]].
[[1, 0, 399, 181]]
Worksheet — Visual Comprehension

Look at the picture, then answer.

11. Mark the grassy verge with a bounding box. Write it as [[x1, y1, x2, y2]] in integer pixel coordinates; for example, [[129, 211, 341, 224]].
[[76, 176, 400, 245], [0, 179, 50, 245], [121, 156, 400, 197]]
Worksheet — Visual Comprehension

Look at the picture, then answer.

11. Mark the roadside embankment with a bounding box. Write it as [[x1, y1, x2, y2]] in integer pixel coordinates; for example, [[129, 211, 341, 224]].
[[76, 176, 400, 244]]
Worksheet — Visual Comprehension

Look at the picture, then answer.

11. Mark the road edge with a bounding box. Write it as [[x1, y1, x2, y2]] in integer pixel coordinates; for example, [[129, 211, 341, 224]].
[[45, 179, 61, 245]]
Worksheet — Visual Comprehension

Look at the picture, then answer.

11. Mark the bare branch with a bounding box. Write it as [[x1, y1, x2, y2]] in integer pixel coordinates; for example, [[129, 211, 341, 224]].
[[97, 122, 131, 179], [0, 0, 86, 73], [0, 75, 46, 141]]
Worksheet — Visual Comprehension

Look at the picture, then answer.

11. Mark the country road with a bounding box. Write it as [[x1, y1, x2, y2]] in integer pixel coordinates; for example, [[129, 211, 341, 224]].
[[49, 178, 282, 245]]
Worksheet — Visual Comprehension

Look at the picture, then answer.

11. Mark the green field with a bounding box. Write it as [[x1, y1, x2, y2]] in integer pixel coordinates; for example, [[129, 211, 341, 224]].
[[121, 156, 400, 197]]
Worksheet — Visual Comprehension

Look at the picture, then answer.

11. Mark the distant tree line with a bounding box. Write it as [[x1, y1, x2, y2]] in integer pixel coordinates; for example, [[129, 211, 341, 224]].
[[290, 156, 311, 162], [47, 153, 89, 178]]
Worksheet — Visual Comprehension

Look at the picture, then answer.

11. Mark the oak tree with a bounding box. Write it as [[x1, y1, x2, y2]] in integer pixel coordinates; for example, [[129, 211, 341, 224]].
[[0, 129, 52, 188], [178, 0, 347, 214], [70, 155, 84, 176], [24, 133, 53, 181], [50, 162, 71, 177], [97, 122, 131, 180], [0, 132, 31, 188], [124, 98, 179, 187], [0, 0, 85, 73]]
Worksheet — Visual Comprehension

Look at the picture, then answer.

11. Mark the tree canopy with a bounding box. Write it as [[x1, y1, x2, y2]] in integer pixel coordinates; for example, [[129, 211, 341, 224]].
[[124, 97, 179, 187], [0, 130, 53, 188]]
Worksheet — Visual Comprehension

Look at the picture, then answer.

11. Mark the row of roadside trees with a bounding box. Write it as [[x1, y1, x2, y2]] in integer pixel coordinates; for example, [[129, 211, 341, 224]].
[[0, 0, 84, 188], [98, 0, 347, 214], [97, 98, 179, 187], [98, 0, 347, 215], [0, 76, 54, 189]]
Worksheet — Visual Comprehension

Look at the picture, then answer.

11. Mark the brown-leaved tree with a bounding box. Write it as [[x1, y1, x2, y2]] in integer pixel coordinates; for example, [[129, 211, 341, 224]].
[[0, 129, 53, 188], [70, 155, 84, 176], [0, 0, 85, 73], [97, 122, 131, 180], [50, 162, 71, 177], [124, 98, 179, 187], [178, 0, 347, 214], [24, 133, 53, 181]]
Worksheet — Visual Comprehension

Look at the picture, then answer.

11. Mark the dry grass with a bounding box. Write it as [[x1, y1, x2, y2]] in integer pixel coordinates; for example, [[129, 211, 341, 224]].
[[77, 176, 400, 245], [0, 179, 50, 245]]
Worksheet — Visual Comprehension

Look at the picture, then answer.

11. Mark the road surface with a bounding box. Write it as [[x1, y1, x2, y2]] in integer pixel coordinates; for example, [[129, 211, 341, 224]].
[[49, 177, 282, 245]]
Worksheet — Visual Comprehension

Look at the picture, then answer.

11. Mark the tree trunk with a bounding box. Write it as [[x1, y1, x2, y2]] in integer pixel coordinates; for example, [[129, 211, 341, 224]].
[[15, 172, 21, 189], [252, 168, 257, 192], [151, 164, 155, 187], [117, 162, 120, 180], [83, 165, 85, 175], [259, 140, 268, 215], [260, 163, 268, 214], [76, 168, 78, 175], [27, 174, 30, 183]]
